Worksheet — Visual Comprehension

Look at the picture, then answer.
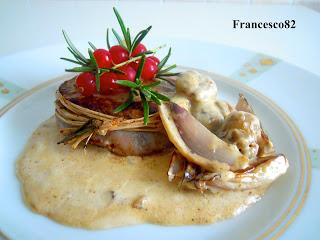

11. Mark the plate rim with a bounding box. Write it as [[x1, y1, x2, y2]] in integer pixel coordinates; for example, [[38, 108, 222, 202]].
[[0, 68, 311, 240]]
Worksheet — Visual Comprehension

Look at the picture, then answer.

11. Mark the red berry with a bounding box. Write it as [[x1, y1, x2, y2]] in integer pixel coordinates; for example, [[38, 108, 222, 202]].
[[129, 61, 139, 71], [75, 72, 96, 96], [148, 56, 160, 66], [109, 45, 129, 64], [93, 49, 112, 68], [117, 65, 136, 82], [100, 72, 118, 94], [132, 43, 147, 57], [100, 66, 136, 94], [141, 57, 158, 80]]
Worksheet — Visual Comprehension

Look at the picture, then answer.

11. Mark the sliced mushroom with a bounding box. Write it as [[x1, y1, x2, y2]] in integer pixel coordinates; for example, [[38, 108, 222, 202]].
[[168, 152, 288, 191], [159, 102, 250, 172], [161, 93, 289, 191]]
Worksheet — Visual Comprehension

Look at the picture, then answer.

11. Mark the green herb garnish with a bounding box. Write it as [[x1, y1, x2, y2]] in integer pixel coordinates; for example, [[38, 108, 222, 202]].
[[113, 55, 170, 124]]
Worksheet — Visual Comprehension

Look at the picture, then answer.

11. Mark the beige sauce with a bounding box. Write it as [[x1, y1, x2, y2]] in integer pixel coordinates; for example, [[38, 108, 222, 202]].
[[217, 111, 262, 160], [17, 118, 266, 229], [172, 71, 232, 132]]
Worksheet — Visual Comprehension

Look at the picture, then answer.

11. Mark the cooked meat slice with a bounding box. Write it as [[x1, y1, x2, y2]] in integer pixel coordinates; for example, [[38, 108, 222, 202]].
[[56, 78, 172, 156]]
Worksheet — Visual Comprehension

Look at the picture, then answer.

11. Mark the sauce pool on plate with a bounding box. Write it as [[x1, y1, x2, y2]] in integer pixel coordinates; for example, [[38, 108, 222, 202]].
[[17, 118, 266, 229]]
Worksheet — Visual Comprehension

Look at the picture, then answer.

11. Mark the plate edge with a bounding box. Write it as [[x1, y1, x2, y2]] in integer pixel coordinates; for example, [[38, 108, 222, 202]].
[[0, 68, 311, 240]]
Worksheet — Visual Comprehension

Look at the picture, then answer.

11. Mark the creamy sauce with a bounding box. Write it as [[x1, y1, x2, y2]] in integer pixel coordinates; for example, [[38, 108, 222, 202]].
[[217, 111, 262, 160], [172, 71, 232, 132], [17, 118, 266, 229]]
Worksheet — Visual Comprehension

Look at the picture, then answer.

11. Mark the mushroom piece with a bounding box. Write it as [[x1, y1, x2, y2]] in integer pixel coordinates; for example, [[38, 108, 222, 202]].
[[160, 95, 289, 191], [159, 102, 250, 172], [168, 151, 288, 191]]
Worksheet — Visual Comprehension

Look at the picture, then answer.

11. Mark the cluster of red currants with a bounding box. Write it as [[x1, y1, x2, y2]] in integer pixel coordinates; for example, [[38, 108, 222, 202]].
[[76, 43, 160, 96]]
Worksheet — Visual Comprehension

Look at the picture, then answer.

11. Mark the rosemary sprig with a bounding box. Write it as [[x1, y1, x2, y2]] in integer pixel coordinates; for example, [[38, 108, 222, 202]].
[[155, 47, 180, 81], [100, 68, 124, 74], [113, 7, 131, 50], [88, 41, 97, 50], [106, 28, 111, 49], [112, 7, 152, 55], [57, 120, 94, 144], [65, 66, 94, 72], [112, 28, 126, 49], [113, 91, 134, 113], [157, 47, 171, 71], [155, 77, 176, 87], [141, 93, 149, 124], [157, 72, 181, 77], [62, 30, 89, 64], [67, 47, 87, 65], [129, 26, 152, 55], [113, 55, 170, 124], [158, 64, 177, 74], [88, 49, 100, 91], [60, 57, 83, 65]]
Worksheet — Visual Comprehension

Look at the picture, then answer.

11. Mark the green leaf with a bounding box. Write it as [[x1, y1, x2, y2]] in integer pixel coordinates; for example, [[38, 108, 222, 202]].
[[113, 92, 134, 113], [106, 28, 111, 49], [155, 76, 176, 86], [57, 120, 93, 144], [142, 80, 161, 88], [113, 7, 131, 50], [149, 90, 170, 101], [88, 49, 98, 68], [140, 93, 149, 125], [87, 49, 100, 92], [60, 57, 83, 65], [57, 127, 93, 144], [65, 66, 94, 72], [127, 27, 132, 49], [116, 80, 139, 88], [157, 64, 177, 74], [95, 71, 100, 92], [135, 55, 146, 82], [88, 41, 97, 50], [67, 47, 87, 65], [157, 47, 171, 71], [134, 50, 154, 57], [112, 28, 127, 49], [130, 26, 152, 54], [62, 30, 88, 63], [100, 68, 124, 74], [157, 72, 180, 77], [141, 89, 151, 100], [144, 89, 161, 105], [150, 94, 162, 105], [136, 78, 142, 85]]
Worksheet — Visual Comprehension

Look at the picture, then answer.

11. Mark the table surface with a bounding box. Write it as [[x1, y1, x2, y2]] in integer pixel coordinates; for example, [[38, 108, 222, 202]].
[[0, 1, 319, 239]]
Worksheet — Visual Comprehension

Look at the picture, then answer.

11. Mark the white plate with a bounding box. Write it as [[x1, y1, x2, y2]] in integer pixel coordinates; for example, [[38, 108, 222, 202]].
[[0, 68, 311, 240]]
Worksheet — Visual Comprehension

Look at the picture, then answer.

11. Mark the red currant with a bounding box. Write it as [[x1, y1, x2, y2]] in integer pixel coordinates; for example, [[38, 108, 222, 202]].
[[117, 65, 136, 82], [132, 43, 147, 57], [100, 73, 118, 94], [93, 49, 112, 68], [129, 61, 139, 71], [148, 56, 160, 66], [109, 45, 129, 64], [99, 73, 125, 94], [141, 57, 158, 80], [75, 72, 96, 96]]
